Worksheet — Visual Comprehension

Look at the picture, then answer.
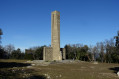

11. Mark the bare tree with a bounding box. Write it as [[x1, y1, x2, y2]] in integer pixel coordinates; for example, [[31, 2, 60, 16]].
[[92, 46, 97, 61], [99, 42, 105, 63], [0, 28, 3, 44], [88, 45, 93, 61], [104, 38, 115, 63], [114, 31, 119, 47], [4, 44, 15, 54]]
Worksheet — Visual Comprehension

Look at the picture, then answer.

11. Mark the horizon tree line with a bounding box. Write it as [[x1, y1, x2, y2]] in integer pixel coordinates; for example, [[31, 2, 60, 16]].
[[0, 28, 119, 63]]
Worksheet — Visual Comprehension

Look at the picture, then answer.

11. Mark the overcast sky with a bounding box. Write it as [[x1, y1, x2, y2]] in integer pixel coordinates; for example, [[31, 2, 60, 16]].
[[0, 0, 119, 50]]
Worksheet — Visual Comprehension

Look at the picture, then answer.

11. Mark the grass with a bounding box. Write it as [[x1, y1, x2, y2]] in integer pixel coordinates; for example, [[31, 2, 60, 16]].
[[0, 59, 119, 79]]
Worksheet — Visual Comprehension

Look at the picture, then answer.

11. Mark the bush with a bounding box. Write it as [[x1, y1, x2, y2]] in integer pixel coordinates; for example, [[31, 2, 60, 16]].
[[24, 53, 34, 60]]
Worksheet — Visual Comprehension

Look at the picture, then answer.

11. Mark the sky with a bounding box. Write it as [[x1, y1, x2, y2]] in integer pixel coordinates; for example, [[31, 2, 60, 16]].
[[0, 0, 119, 51]]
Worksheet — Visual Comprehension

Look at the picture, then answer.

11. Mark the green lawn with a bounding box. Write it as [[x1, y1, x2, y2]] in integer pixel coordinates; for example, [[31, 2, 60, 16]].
[[0, 59, 119, 79]]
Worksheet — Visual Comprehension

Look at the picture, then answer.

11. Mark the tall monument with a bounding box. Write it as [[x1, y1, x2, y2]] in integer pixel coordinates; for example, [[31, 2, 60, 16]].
[[43, 11, 65, 61], [51, 11, 62, 60]]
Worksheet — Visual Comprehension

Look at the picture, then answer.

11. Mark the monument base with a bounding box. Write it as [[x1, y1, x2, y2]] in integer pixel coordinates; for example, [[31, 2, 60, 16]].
[[43, 47, 65, 61]]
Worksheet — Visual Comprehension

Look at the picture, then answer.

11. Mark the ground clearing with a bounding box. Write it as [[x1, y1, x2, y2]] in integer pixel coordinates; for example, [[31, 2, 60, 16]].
[[0, 59, 119, 79]]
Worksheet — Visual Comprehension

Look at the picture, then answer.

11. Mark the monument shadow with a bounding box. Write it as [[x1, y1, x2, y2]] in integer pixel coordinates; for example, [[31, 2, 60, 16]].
[[109, 67, 119, 73], [0, 62, 46, 79], [0, 62, 31, 68]]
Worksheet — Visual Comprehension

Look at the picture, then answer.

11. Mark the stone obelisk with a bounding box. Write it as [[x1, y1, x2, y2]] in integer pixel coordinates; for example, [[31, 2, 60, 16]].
[[51, 11, 62, 60]]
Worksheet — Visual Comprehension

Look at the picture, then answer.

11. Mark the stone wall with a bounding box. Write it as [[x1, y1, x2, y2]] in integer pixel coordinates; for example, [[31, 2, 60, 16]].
[[62, 48, 66, 60], [60, 48, 66, 60], [43, 47, 53, 61], [25, 49, 34, 54]]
